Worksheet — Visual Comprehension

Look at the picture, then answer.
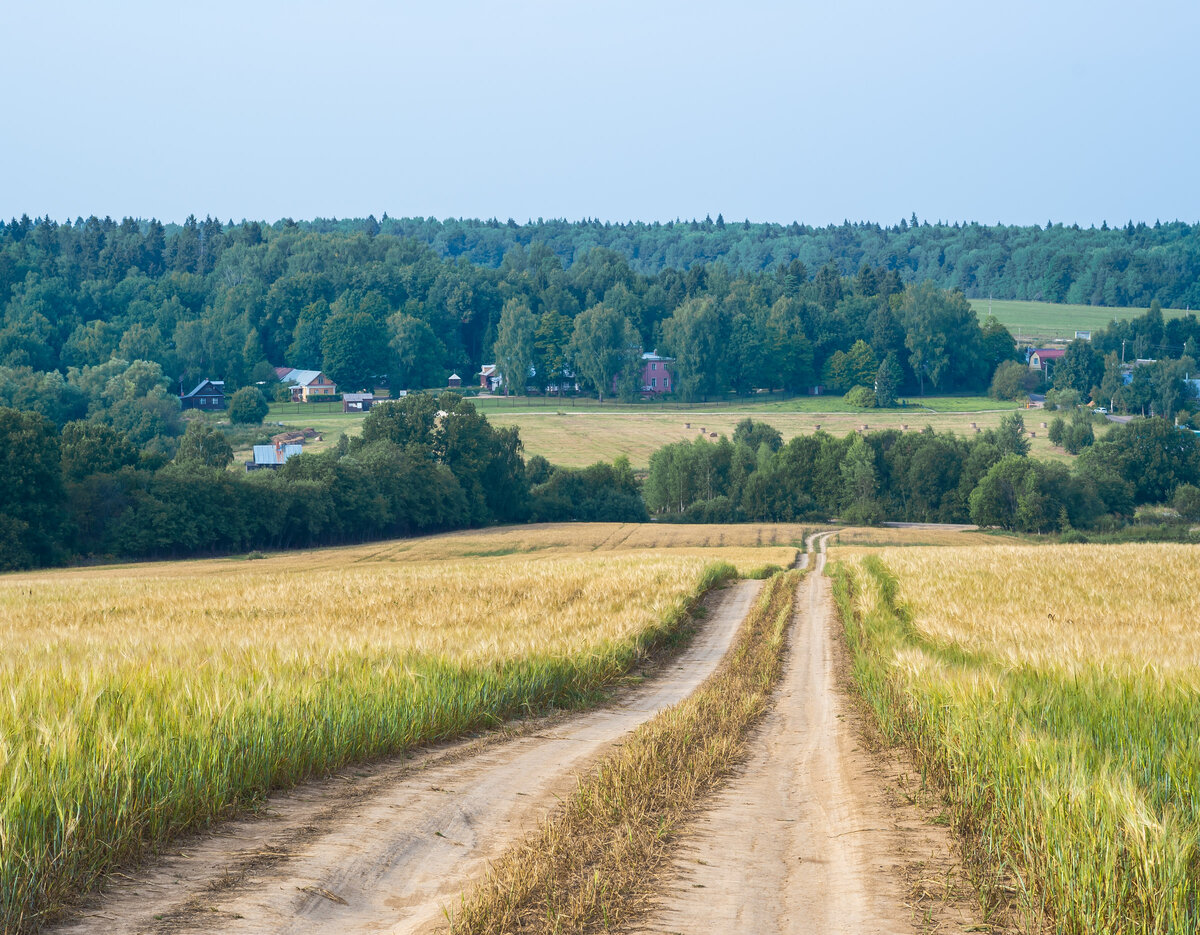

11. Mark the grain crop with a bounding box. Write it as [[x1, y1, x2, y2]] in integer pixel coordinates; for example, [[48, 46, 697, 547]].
[[833, 543, 1200, 934], [0, 549, 733, 932]]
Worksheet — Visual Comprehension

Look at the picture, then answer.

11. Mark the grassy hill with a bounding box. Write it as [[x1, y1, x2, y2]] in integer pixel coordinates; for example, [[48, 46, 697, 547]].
[[970, 298, 1192, 341]]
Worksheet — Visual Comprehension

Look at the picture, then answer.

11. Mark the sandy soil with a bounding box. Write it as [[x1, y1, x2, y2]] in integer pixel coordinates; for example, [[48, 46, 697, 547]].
[[633, 534, 989, 935], [50, 580, 762, 935]]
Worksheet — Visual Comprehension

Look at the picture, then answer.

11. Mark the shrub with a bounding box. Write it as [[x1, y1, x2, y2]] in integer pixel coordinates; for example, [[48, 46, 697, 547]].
[[844, 385, 876, 408], [1172, 483, 1200, 520], [229, 386, 269, 424]]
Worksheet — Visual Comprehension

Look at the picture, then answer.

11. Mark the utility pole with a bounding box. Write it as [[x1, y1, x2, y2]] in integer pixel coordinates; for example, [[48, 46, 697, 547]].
[[1121, 339, 1126, 364]]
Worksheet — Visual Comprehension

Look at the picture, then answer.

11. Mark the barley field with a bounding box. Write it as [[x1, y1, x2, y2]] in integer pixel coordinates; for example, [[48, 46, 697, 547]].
[[0, 542, 744, 931], [835, 544, 1200, 933]]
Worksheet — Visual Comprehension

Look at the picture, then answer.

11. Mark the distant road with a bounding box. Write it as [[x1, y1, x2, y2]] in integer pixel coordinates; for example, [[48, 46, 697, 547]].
[[881, 521, 978, 531]]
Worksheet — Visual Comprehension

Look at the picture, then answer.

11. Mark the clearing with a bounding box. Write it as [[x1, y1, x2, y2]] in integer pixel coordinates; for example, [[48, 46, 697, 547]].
[[969, 297, 1189, 342]]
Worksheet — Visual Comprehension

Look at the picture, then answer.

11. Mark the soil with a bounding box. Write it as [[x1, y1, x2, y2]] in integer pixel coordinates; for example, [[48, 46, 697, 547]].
[[49, 579, 763, 935], [631, 534, 1001, 935]]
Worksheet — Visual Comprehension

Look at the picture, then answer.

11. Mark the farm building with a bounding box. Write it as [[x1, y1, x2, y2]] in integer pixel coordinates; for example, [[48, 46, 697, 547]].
[[246, 443, 303, 471], [274, 367, 337, 402], [343, 392, 374, 412], [448, 373, 462, 388], [179, 378, 226, 410]]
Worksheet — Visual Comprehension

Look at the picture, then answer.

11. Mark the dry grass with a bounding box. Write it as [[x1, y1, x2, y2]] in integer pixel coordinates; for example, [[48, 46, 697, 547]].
[[833, 545, 1200, 934], [0, 548, 737, 932], [447, 570, 801, 934], [485, 409, 1072, 468]]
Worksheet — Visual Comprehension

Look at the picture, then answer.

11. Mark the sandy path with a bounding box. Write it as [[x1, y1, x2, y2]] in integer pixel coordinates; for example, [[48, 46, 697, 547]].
[[52, 579, 761, 935], [635, 534, 975, 935]]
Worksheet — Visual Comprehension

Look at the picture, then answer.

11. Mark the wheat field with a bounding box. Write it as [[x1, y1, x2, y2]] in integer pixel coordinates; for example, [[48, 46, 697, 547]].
[[835, 544, 1200, 934], [0, 537, 755, 931]]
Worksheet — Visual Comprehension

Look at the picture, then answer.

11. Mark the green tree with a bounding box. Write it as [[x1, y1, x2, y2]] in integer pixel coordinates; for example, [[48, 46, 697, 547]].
[[492, 298, 536, 396], [388, 313, 445, 390], [228, 386, 269, 424], [0, 407, 65, 567], [900, 281, 984, 394], [1053, 339, 1103, 395], [874, 352, 902, 407], [567, 303, 639, 403], [321, 311, 387, 391], [995, 411, 1030, 457], [840, 436, 880, 523], [175, 420, 234, 468], [59, 421, 139, 480], [1098, 351, 1123, 411], [989, 360, 1036, 400], [662, 297, 723, 401]]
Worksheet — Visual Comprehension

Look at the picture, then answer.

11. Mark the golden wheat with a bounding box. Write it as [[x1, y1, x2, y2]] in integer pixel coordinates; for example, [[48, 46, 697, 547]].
[[0, 547, 735, 932], [834, 544, 1200, 934]]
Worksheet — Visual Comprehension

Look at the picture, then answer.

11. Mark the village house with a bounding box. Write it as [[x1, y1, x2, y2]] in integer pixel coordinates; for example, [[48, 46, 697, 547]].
[[179, 378, 227, 410], [1028, 347, 1066, 377], [479, 364, 501, 392], [638, 351, 673, 393], [274, 367, 337, 402], [342, 392, 374, 412]]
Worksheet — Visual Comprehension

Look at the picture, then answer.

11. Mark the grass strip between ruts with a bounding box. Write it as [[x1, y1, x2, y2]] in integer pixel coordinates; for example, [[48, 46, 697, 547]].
[[446, 568, 802, 934]]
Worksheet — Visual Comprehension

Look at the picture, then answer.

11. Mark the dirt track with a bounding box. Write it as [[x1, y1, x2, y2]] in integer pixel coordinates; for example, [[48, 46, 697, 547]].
[[634, 534, 983, 935], [52, 580, 761, 935]]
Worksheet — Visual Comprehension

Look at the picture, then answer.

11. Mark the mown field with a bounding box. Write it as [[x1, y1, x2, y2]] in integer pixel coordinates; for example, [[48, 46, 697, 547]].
[[0, 525, 799, 931], [969, 297, 1189, 341], [258, 397, 1030, 467], [835, 543, 1200, 934], [485, 407, 1070, 468]]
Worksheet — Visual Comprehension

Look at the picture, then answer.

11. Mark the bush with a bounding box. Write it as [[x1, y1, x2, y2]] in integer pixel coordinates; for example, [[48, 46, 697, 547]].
[[844, 385, 876, 409], [1172, 483, 1200, 520], [989, 360, 1037, 400], [229, 386, 269, 424]]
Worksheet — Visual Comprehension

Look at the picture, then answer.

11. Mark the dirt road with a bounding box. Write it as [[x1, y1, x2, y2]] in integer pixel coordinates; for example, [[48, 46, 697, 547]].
[[636, 534, 979, 935], [53, 580, 762, 935]]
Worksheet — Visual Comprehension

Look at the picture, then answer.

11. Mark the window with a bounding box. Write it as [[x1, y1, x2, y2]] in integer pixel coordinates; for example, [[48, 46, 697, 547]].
[[651, 378, 657, 388], [652, 362, 657, 370]]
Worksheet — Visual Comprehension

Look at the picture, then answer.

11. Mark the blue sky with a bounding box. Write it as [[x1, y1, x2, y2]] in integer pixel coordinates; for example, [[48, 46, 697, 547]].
[[4, 0, 1198, 226]]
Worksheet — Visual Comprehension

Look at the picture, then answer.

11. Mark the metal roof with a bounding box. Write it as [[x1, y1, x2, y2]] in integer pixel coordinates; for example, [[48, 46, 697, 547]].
[[343, 392, 374, 401], [277, 369, 327, 387], [182, 378, 225, 398], [252, 444, 303, 465]]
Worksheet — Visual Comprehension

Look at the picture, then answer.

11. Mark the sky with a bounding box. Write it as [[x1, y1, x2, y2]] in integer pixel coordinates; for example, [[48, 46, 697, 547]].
[[4, 0, 1199, 227]]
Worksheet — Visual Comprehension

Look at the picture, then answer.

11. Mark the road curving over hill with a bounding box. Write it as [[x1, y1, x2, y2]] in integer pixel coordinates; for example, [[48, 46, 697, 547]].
[[50, 579, 762, 935]]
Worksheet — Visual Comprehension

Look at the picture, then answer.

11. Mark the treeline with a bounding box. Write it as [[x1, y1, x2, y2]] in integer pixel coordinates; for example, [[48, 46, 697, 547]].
[[0, 394, 641, 570], [0, 212, 1044, 436], [256, 214, 1200, 307], [644, 416, 1200, 533]]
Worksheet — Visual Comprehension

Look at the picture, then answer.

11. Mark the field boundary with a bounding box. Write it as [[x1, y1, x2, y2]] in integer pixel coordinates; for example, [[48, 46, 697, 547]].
[[447, 568, 801, 934], [829, 557, 1040, 931]]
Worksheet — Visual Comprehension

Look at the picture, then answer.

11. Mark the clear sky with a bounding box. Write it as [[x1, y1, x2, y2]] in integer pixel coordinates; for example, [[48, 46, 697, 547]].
[[4, 0, 1198, 227]]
